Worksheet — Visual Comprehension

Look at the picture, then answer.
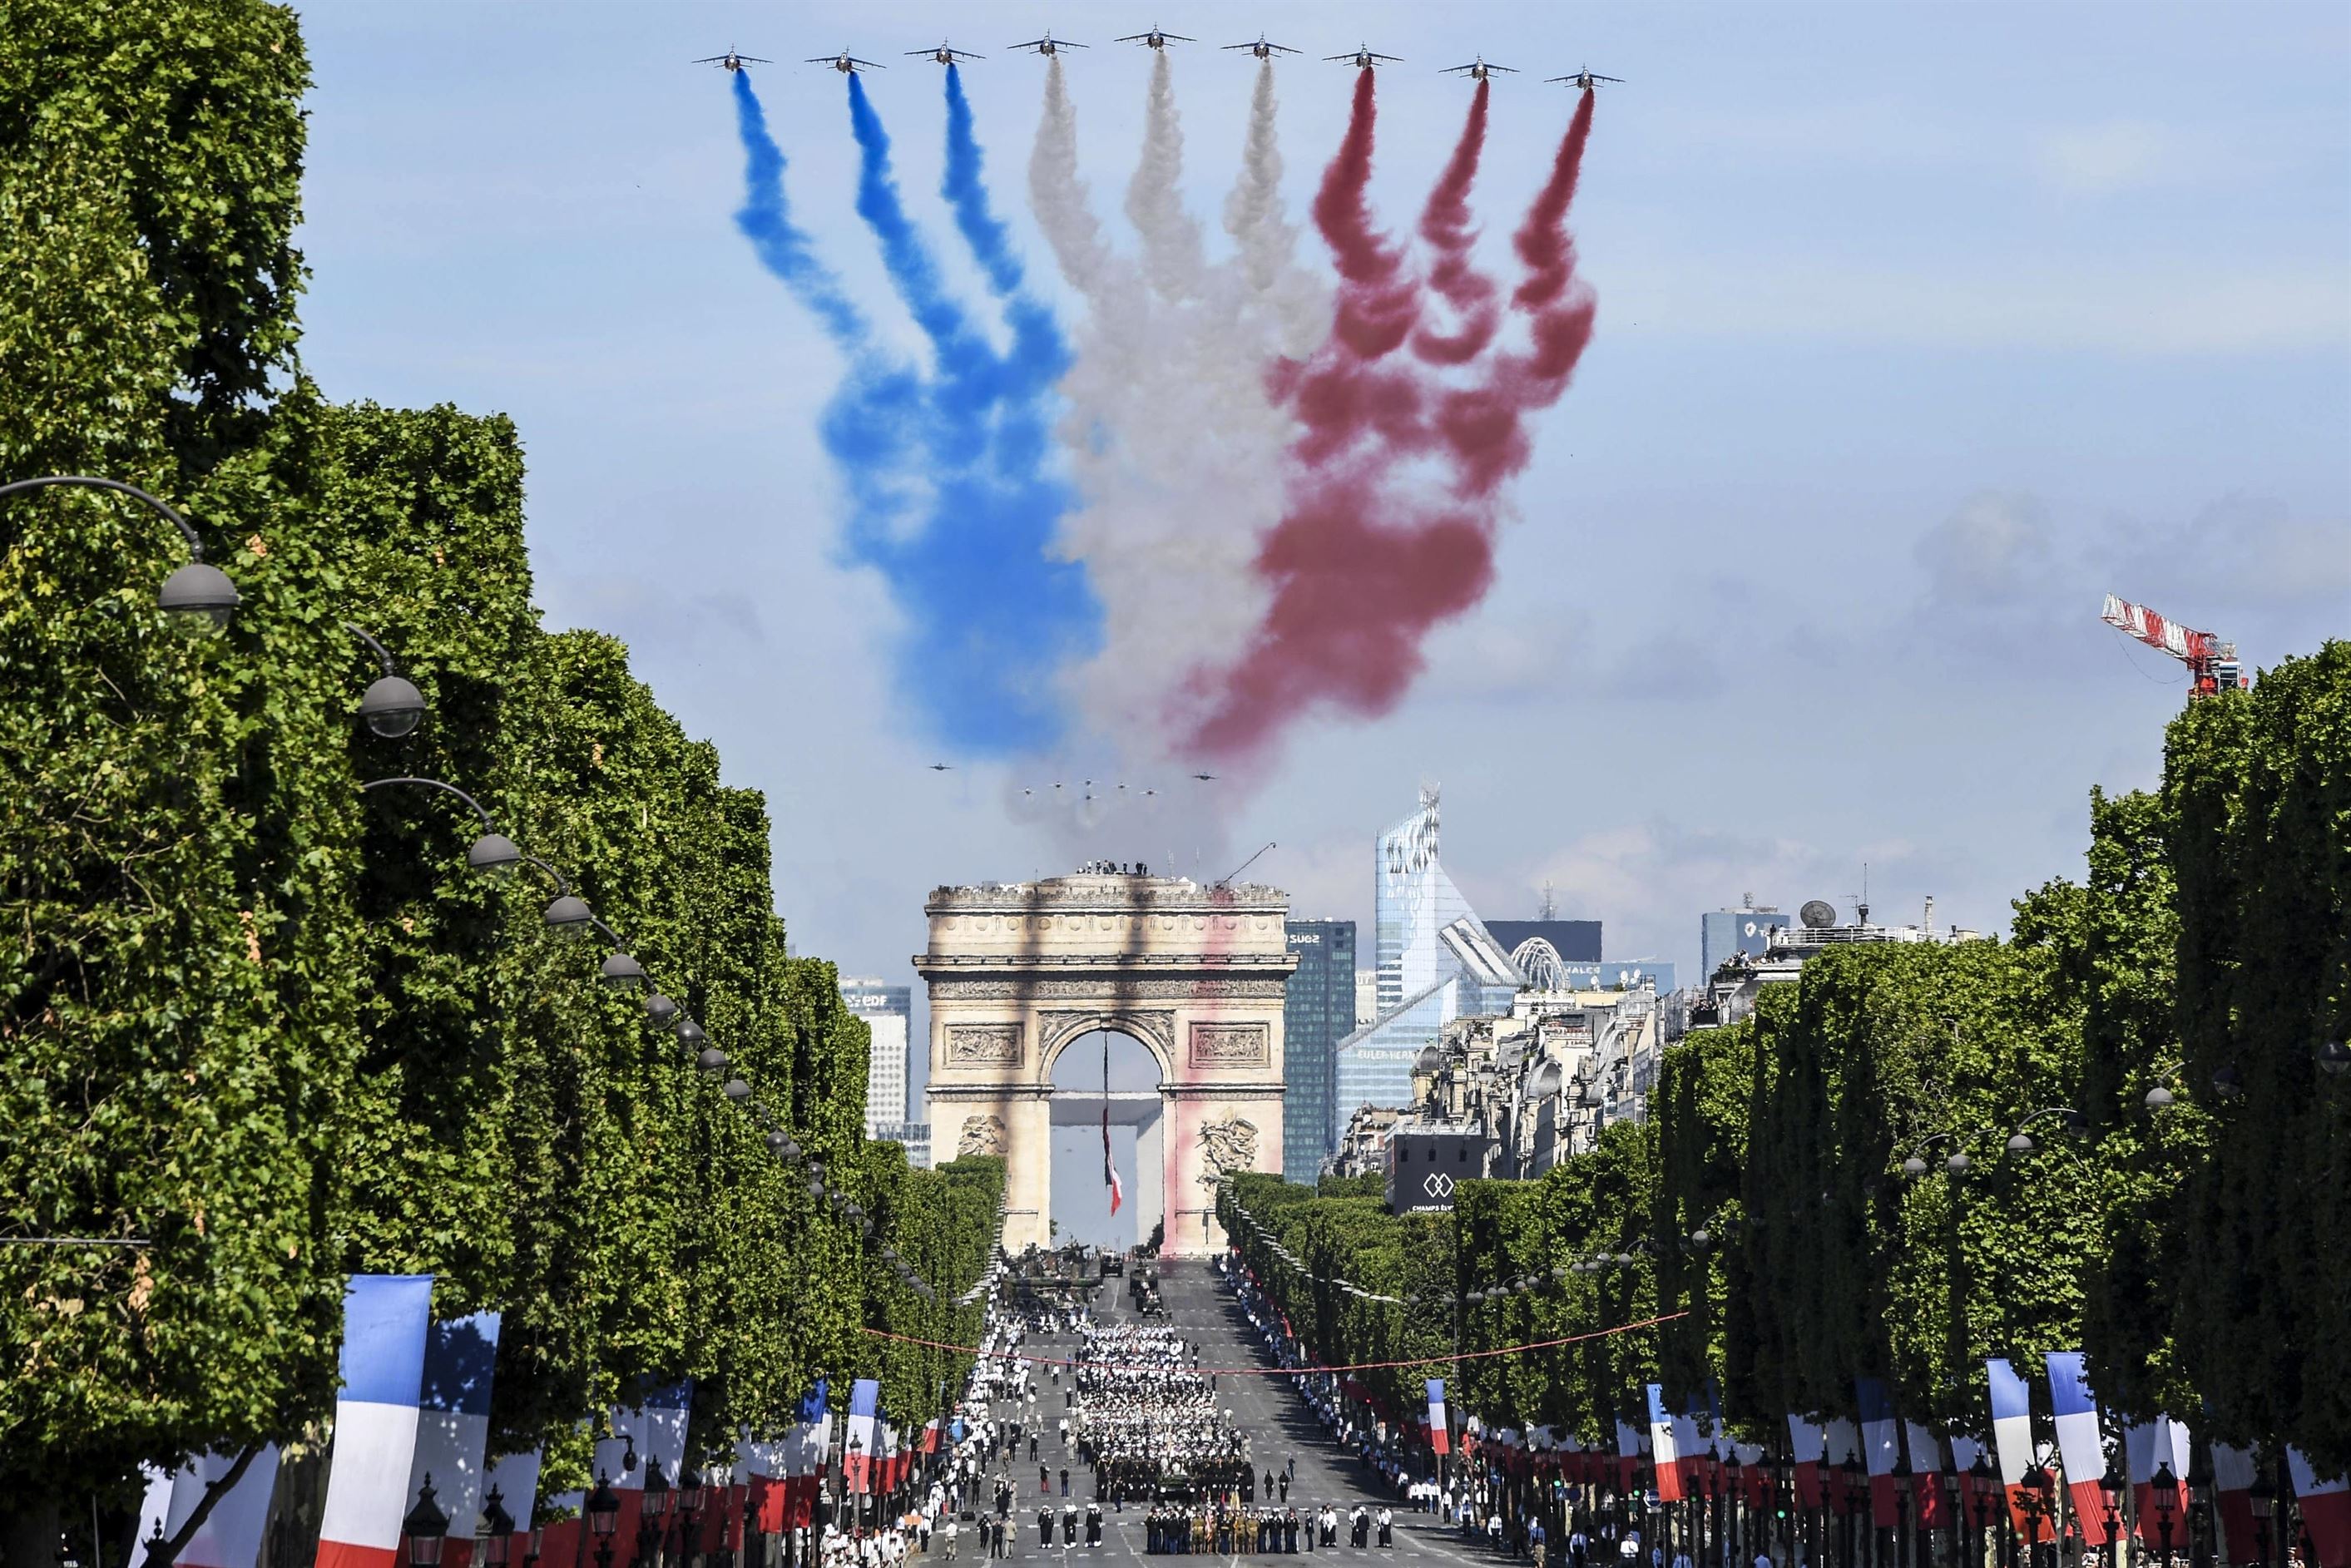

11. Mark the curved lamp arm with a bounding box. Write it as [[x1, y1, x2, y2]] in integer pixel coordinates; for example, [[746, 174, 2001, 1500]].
[[517, 854, 572, 896], [0, 474, 206, 558], [344, 622, 399, 675], [359, 775, 496, 831]]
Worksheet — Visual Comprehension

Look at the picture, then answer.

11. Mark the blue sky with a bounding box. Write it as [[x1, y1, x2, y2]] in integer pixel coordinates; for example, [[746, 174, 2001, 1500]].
[[294, 0, 2349, 1030]]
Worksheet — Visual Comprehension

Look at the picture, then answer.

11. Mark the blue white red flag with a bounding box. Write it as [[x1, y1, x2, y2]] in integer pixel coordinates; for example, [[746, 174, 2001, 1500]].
[[318, 1275, 436, 1568], [845, 1380, 882, 1493], [1854, 1378, 1902, 1527], [403, 1313, 502, 1568], [2288, 1450, 2351, 1568], [2046, 1353, 2114, 1546], [1427, 1380, 1449, 1456]]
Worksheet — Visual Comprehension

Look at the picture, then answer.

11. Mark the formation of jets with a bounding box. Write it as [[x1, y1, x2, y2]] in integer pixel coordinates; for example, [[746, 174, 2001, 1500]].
[[699, 36, 1620, 84]]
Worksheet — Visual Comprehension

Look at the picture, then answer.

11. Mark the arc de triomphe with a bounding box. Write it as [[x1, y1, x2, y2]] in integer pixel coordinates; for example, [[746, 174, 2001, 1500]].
[[916, 869, 1292, 1256]]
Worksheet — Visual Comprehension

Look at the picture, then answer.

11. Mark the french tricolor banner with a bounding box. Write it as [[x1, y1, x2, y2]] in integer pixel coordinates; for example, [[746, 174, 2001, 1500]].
[[1787, 1416, 1826, 1509], [844, 1380, 881, 1493], [1614, 1418, 1647, 1492], [1821, 1419, 1860, 1514], [2045, 1353, 2114, 1546], [402, 1313, 502, 1568], [1427, 1381, 1449, 1457], [790, 1413, 834, 1526], [317, 1274, 436, 1568], [2210, 1444, 2258, 1566], [2287, 1448, 2351, 1568], [1647, 1387, 1684, 1502], [169, 1447, 284, 1568], [1987, 1358, 2037, 1535], [1903, 1422, 1948, 1529], [2124, 1418, 2190, 1542], [1949, 1437, 1990, 1518], [616, 1380, 695, 1567], [1855, 1378, 1902, 1527]]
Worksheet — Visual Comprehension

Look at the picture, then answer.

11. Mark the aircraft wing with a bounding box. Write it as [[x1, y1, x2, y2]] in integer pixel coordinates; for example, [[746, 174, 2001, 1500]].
[[1163, 32, 1195, 41], [1487, 62, 1519, 72], [693, 55, 728, 63], [847, 56, 883, 68], [1371, 52, 1403, 62], [738, 55, 772, 64]]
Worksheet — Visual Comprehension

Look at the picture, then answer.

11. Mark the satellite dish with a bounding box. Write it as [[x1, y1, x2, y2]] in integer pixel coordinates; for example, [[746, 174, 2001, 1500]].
[[1799, 899, 1838, 929]]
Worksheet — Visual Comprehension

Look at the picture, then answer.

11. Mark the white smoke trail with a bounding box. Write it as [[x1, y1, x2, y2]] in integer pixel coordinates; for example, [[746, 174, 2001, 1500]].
[[1126, 51, 1205, 301], [1225, 60, 1327, 354], [1027, 52, 1329, 777]]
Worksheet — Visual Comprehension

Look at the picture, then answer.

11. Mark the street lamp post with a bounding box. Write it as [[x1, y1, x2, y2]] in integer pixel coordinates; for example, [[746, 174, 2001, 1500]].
[[676, 1467, 705, 1568], [1890, 1455, 1913, 1568], [1841, 1455, 1867, 1568], [2097, 1475, 2123, 1568], [0, 475, 240, 631], [2019, 1463, 2054, 1568], [2186, 1447, 2215, 1568], [587, 1473, 621, 1568], [2150, 1462, 2178, 1568], [482, 1484, 516, 1568], [2247, 1466, 2273, 1568], [1967, 1454, 1995, 1568], [404, 1477, 452, 1568], [642, 1457, 673, 1568], [345, 624, 427, 737]]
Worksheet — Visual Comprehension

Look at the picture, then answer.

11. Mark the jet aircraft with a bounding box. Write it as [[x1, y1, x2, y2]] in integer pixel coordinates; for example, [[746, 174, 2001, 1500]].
[[1325, 44, 1403, 69], [693, 50, 771, 72], [1009, 32, 1086, 57], [805, 49, 883, 73], [1546, 67, 1624, 89], [908, 41, 984, 66], [1224, 33, 1299, 59], [1443, 56, 1517, 81], [1190, 772, 1218, 781], [1117, 25, 1193, 49], [928, 764, 954, 772]]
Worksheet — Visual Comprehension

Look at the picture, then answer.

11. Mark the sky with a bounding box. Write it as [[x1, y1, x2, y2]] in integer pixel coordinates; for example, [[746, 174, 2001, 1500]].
[[292, 2, 2349, 1206]]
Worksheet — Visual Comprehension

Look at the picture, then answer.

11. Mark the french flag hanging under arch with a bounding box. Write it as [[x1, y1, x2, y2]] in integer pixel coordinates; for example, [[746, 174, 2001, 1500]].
[[317, 1275, 436, 1568]]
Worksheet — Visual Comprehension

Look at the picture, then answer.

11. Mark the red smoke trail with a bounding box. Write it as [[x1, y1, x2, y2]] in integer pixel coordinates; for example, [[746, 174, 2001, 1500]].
[[1412, 78, 1500, 366], [1434, 88, 1599, 500], [1311, 68, 1418, 359], [1187, 89, 1599, 760]]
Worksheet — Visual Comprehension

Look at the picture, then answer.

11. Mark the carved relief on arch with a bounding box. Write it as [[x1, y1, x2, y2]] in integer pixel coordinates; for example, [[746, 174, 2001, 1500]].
[[1188, 1021, 1270, 1066], [945, 1022, 1023, 1064], [1038, 1009, 1176, 1071], [957, 1114, 1008, 1158]]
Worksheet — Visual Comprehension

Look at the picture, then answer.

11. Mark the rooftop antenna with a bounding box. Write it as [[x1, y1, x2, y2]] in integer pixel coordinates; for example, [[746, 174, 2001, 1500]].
[[1538, 879, 1557, 922], [1851, 863, 1869, 926], [1216, 841, 1276, 888]]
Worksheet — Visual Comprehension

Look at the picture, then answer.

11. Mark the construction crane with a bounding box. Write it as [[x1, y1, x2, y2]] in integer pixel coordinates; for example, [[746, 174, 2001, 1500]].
[[2101, 594, 2247, 699]]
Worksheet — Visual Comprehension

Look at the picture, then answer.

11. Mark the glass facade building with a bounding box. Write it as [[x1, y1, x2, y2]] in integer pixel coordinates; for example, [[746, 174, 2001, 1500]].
[[1701, 902, 1788, 984], [1282, 919, 1357, 1184], [1376, 789, 1478, 1014], [839, 977, 912, 1135]]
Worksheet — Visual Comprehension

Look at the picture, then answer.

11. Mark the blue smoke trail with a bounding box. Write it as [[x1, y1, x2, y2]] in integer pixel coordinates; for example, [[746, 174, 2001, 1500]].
[[942, 63, 1023, 298], [730, 71, 863, 342], [728, 68, 1096, 756]]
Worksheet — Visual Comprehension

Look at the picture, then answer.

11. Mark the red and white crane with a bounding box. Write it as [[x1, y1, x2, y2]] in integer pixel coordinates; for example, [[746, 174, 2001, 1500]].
[[2101, 594, 2248, 699]]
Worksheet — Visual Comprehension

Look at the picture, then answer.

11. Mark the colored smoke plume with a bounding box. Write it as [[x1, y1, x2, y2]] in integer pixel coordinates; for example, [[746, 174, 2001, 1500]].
[[1412, 77, 1501, 366], [942, 63, 1024, 298], [1026, 54, 1328, 774], [1187, 85, 1601, 760], [729, 68, 1096, 755]]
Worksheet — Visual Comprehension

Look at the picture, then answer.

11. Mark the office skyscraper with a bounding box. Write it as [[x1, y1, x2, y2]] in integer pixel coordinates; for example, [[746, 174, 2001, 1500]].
[[839, 977, 912, 1137], [1339, 788, 1524, 1134], [1701, 898, 1789, 982], [1282, 919, 1356, 1183]]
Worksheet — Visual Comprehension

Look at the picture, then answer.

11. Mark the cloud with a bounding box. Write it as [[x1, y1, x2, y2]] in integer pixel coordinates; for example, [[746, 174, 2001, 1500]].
[[1497, 820, 1964, 970], [2037, 121, 2196, 195], [1595, 255, 2350, 355], [2097, 493, 2351, 609], [1914, 492, 2058, 608], [539, 571, 766, 655]]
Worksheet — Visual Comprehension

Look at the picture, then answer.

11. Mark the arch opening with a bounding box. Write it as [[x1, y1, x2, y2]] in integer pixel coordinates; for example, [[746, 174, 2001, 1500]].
[[1047, 1027, 1164, 1251]]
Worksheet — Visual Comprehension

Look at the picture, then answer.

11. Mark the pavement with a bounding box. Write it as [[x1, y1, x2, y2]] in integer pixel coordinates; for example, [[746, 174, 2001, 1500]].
[[955, 1259, 1510, 1568]]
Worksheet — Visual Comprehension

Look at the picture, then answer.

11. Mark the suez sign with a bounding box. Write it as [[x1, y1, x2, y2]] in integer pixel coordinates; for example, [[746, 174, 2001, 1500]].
[[1287, 932, 1321, 946]]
